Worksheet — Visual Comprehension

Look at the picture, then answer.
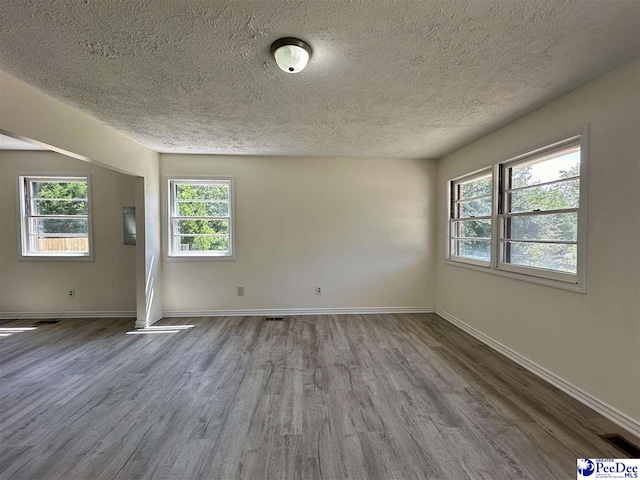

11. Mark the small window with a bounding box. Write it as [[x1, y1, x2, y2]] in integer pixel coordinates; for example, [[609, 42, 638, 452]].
[[19, 176, 91, 257], [448, 170, 493, 265], [168, 178, 234, 258], [498, 138, 582, 281]]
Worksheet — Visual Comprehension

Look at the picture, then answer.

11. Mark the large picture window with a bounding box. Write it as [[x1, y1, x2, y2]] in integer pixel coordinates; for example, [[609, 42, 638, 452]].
[[19, 175, 91, 258], [447, 131, 588, 291], [168, 178, 234, 258]]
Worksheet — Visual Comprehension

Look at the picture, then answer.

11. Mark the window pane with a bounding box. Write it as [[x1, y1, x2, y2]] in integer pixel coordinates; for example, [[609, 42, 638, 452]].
[[175, 235, 229, 252], [459, 176, 491, 198], [31, 180, 87, 199], [177, 201, 229, 217], [510, 150, 580, 189], [507, 242, 576, 273], [452, 219, 492, 238], [508, 179, 579, 213], [451, 239, 491, 262], [32, 199, 88, 216], [176, 219, 228, 235], [176, 183, 229, 200], [507, 213, 577, 242], [458, 197, 491, 218], [31, 236, 89, 253], [169, 179, 234, 257], [30, 217, 89, 235], [22, 177, 91, 256]]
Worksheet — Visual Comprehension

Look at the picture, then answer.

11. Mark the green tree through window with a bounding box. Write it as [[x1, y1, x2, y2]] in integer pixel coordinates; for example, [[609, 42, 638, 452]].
[[32, 180, 89, 235], [22, 177, 90, 255], [451, 172, 493, 261], [170, 180, 232, 256], [451, 149, 580, 272], [505, 161, 579, 272]]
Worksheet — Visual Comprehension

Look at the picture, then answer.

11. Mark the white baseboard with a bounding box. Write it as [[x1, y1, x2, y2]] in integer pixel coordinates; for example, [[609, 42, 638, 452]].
[[162, 306, 435, 318], [0, 311, 136, 320], [135, 310, 164, 329], [435, 308, 640, 439]]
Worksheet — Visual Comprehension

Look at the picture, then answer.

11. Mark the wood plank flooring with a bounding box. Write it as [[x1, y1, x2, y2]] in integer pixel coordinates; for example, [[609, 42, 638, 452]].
[[0, 313, 633, 480]]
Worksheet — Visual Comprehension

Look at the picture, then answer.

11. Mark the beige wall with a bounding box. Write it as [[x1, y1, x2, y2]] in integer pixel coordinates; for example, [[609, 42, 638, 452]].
[[0, 71, 162, 326], [161, 155, 437, 313], [0, 151, 137, 314], [2, 53, 636, 430], [435, 59, 640, 424]]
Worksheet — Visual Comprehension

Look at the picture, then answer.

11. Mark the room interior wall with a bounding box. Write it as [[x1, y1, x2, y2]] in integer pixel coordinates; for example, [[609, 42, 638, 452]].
[[435, 58, 640, 430], [161, 155, 437, 314], [2, 50, 636, 435], [0, 151, 137, 315], [0, 70, 162, 326]]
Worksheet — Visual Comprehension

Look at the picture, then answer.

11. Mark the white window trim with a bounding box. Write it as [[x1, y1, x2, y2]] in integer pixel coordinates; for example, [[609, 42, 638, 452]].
[[445, 126, 589, 293], [17, 174, 94, 261], [166, 177, 236, 260]]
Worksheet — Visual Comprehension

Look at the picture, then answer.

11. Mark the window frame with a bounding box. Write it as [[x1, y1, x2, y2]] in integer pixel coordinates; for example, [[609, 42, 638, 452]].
[[167, 177, 235, 260], [445, 127, 589, 293], [496, 137, 583, 283], [18, 174, 94, 261], [446, 168, 494, 268]]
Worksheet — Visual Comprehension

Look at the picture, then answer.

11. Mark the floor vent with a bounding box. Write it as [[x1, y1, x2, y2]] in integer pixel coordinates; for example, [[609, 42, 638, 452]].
[[599, 434, 640, 457], [36, 320, 60, 325], [265, 317, 284, 321]]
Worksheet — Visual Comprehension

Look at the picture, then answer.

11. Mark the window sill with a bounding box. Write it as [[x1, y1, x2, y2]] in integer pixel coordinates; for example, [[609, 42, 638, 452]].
[[166, 253, 235, 262], [444, 259, 585, 293], [447, 256, 491, 268], [19, 254, 94, 262]]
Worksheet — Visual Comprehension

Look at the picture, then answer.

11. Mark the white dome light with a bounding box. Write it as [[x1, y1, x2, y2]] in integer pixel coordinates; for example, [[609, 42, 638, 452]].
[[271, 38, 312, 73]]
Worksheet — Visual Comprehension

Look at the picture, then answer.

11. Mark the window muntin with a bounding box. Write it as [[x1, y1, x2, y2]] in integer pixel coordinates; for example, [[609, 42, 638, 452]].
[[449, 170, 493, 264], [169, 179, 233, 257], [499, 141, 581, 277], [20, 176, 91, 257]]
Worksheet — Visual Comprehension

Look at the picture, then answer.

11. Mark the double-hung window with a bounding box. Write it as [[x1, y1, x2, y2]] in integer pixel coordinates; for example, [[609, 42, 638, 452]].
[[447, 131, 588, 291], [498, 138, 582, 281], [19, 175, 92, 258], [168, 178, 234, 258], [449, 170, 493, 265]]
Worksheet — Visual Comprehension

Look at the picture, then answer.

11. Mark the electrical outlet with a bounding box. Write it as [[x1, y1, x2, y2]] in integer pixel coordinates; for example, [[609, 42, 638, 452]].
[[315, 285, 323, 295], [237, 286, 244, 296], [68, 289, 75, 298]]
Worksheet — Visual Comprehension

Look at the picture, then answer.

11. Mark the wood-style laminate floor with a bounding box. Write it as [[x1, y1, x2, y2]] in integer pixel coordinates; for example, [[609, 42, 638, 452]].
[[0, 313, 633, 480]]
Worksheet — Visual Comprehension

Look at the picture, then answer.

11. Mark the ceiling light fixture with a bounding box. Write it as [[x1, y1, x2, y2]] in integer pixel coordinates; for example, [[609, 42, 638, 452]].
[[271, 37, 312, 73]]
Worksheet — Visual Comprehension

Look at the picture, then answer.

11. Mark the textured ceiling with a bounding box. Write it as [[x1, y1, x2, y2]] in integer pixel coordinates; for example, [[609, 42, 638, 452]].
[[1, 1, 639, 159]]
